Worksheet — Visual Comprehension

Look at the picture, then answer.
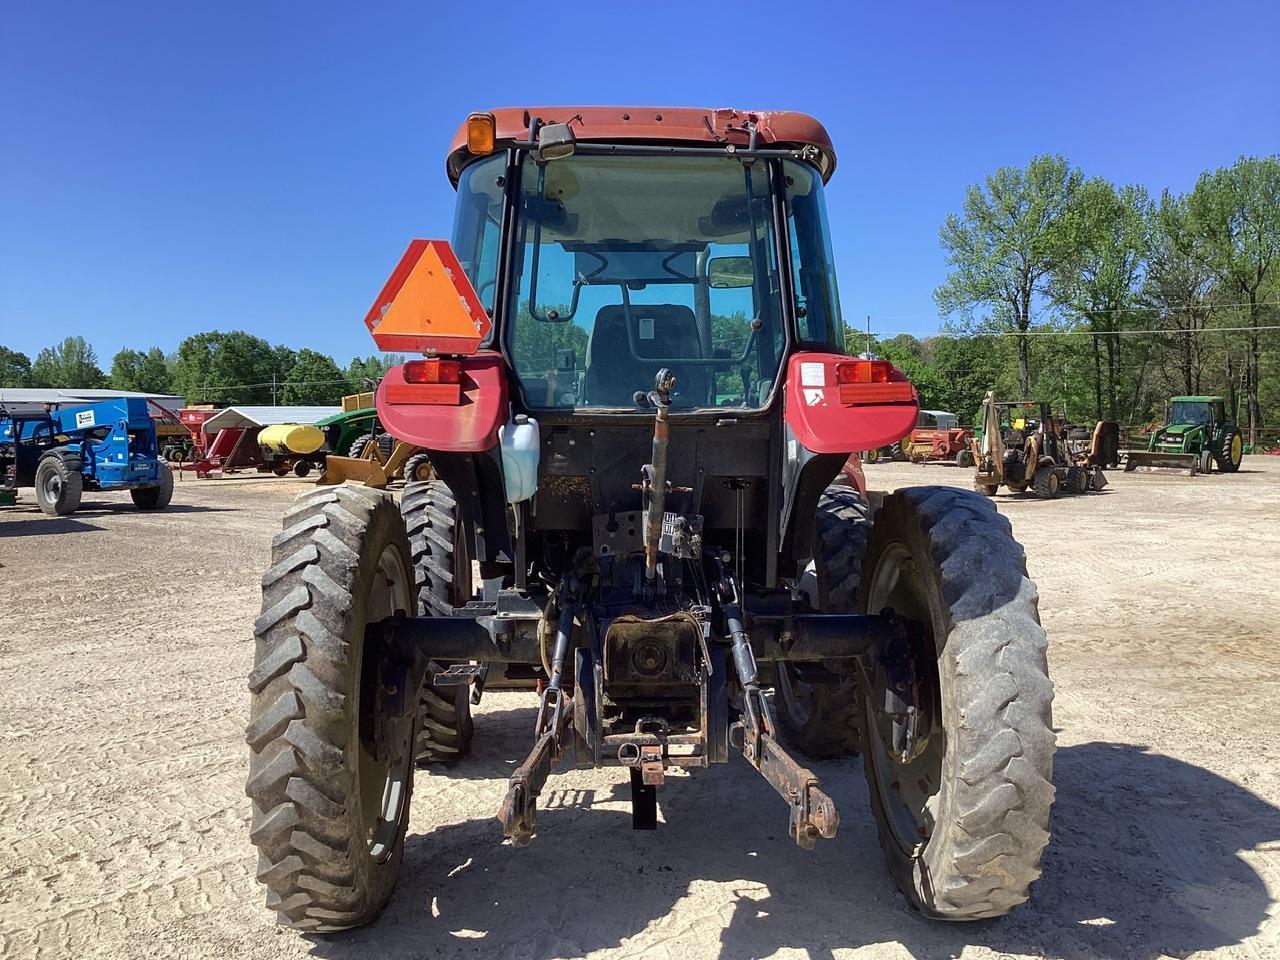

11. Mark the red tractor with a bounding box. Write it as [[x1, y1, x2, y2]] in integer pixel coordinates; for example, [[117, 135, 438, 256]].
[[245, 108, 1054, 933]]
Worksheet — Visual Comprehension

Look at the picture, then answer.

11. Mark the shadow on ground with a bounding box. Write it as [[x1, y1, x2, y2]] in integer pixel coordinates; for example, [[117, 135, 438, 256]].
[[0, 516, 106, 536], [0, 501, 228, 535], [303, 714, 1279, 960], [70, 501, 231, 515]]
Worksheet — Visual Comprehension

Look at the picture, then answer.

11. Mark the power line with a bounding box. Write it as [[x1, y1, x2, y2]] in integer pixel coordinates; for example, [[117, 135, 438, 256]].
[[867, 324, 1280, 339], [868, 300, 1280, 320]]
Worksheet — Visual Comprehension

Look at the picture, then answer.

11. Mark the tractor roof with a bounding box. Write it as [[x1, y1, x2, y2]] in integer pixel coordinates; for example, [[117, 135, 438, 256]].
[[447, 107, 836, 185], [1171, 395, 1223, 402]]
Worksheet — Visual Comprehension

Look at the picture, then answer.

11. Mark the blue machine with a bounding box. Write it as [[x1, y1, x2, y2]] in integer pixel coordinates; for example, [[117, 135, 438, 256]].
[[0, 397, 174, 516]]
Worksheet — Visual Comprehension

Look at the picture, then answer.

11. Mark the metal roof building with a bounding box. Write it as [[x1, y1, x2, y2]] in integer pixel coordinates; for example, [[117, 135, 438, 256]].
[[0, 387, 187, 416], [200, 406, 341, 434]]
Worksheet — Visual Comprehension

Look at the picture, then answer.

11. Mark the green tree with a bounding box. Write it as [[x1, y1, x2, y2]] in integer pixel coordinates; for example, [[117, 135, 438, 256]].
[[110, 347, 174, 394], [873, 334, 945, 404], [926, 335, 1008, 423], [1051, 180, 1153, 421], [171, 330, 281, 405], [0, 346, 33, 387], [1185, 155, 1280, 443], [1143, 192, 1218, 398], [280, 349, 348, 404], [29, 336, 107, 388], [935, 155, 1083, 397], [345, 354, 406, 391]]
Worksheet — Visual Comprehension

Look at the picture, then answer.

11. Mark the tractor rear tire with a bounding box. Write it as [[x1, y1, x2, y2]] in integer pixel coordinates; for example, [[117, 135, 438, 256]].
[[1032, 467, 1060, 499], [34, 456, 82, 516], [400, 478, 475, 763], [859, 486, 1054, 919], [132, 461, 174, 510], [1215, 429, 1243, 473], [246, 486, 418, 932], [347, 433, 373, 460], [403, 452, 433, 483], [775, 486, 868, 759]]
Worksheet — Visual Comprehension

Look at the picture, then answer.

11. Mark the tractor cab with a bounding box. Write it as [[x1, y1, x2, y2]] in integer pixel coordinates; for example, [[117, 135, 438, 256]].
[[1, 410, 63, 487], [1167, 396, 1224, 428], [463, 147, 838, 413]]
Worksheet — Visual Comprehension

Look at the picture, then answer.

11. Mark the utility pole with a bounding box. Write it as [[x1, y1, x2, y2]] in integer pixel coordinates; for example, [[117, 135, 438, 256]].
[[865, 315, 873, 357], [271, 373, 277, 406]]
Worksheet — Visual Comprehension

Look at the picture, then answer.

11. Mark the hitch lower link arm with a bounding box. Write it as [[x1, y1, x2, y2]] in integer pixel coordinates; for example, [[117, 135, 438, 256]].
[[498, 596, 577, 845], [725, 601, 840, 850]]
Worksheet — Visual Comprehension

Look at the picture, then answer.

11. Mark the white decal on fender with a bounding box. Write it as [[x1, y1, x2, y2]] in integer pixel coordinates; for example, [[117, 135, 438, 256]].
[[800, 362, 826, 387]]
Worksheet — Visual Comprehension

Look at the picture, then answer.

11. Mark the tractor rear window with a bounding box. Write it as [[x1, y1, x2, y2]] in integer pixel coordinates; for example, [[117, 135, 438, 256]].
[[451, 154, 506, 318], [1168, 401, 1212, 425], [505, 155, 786, 411], [784, 161, 845, 351]]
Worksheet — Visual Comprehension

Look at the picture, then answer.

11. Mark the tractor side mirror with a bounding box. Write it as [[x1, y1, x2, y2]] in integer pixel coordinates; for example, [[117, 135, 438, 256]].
[[707, 256, 753, 289]]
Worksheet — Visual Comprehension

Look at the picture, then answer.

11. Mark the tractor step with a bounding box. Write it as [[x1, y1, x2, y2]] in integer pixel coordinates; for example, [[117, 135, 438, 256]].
[[431, 663, 486, 687]]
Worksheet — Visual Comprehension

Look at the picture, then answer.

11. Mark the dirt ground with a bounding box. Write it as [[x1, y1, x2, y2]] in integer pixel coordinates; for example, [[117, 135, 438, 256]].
[[2, 458, 1279, 960]]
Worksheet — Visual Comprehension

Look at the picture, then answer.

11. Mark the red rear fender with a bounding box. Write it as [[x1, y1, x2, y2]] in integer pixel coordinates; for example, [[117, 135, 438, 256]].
[[783, 352, 918, 453], [375, 350, 509, 453]]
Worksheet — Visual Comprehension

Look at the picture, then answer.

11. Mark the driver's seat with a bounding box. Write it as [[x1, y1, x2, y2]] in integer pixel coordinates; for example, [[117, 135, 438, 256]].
[[585, 304, 709, 406]]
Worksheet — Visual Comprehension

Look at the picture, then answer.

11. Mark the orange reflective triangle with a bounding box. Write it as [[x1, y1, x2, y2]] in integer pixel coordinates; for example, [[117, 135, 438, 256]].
[[364, 240, 492, 355]]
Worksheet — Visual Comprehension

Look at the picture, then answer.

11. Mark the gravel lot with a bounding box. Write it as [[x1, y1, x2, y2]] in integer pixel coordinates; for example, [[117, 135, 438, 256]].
[[2, 459, 1279, 960]]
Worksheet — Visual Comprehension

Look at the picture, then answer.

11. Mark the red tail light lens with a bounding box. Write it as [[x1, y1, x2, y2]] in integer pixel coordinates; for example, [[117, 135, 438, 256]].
[[835, 360, 892, 384], [388, 358, 464, 405], [403, 358, 461, 384], [834, 359, 915, 405]]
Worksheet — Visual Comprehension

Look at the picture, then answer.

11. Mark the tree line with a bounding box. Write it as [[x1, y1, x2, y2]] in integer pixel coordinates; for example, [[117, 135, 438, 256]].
[[909, 153, 1279, 441], [0, 332, 403, 407], [3, 154, 1275, 438]]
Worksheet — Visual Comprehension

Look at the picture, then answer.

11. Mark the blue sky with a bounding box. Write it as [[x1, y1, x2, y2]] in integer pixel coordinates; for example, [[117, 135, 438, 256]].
[[2, 1, 1278, 366]]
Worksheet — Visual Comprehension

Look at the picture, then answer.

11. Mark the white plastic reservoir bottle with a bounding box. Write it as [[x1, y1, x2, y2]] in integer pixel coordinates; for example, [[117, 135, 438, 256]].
[[499, 414, 539, 504]]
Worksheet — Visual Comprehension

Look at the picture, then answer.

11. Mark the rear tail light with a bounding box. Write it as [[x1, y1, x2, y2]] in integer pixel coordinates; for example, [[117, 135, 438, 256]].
[[835, 359, 892, 384], [403, 358, 460, 384], [835, 359, 914, 405], [390, 358, 463, 404]]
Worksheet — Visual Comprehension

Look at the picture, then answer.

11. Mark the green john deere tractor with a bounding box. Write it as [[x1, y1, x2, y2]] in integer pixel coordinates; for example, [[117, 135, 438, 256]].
[[1125, 396, 1243, 475]]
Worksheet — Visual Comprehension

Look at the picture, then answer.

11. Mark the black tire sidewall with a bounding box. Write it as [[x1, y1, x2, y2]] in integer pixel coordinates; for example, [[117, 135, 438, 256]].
[[132, 462, 173, 510], [1216, 430, 1243, 472], [338, 505, 416, 908], [35, 456, 81, 516], [858, 499, 959, 905], [247, 489, 418, 928], [857, 488, 1053, 919]]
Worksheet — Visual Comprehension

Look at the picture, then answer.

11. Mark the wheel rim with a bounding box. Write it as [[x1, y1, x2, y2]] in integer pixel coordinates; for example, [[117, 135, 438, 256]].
[[1231, 434, 1242, 464], [864, 543, 945, 855], [452, 510, 472, 604], [358, 542, 415, 862], [42, 469, 62, 503]]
